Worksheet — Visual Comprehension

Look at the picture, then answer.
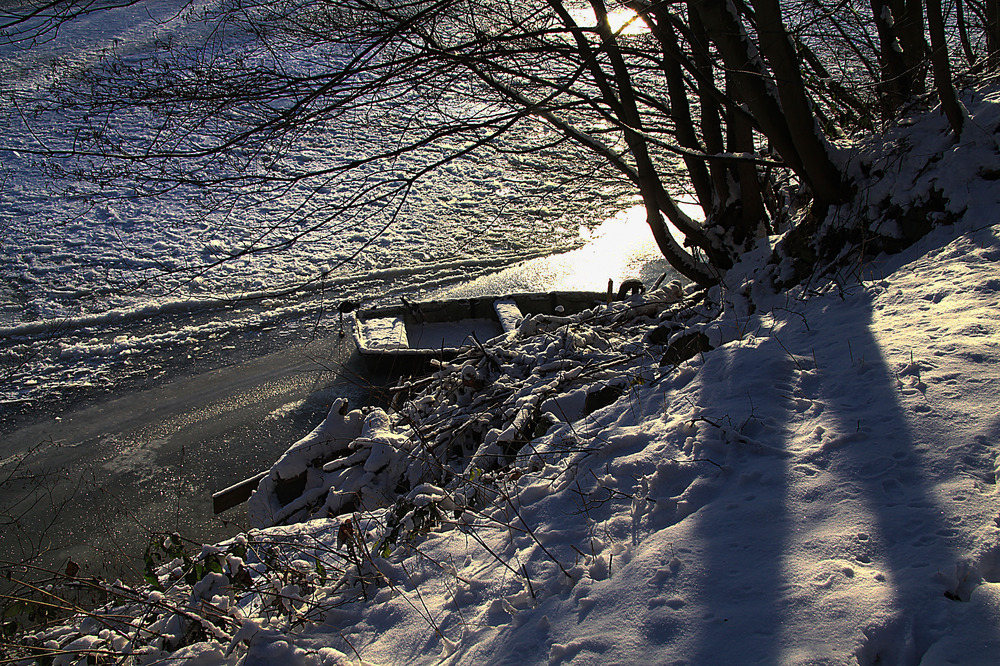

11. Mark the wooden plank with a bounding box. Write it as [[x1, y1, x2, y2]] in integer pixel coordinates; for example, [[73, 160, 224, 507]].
[[212, 471, 267, 514]]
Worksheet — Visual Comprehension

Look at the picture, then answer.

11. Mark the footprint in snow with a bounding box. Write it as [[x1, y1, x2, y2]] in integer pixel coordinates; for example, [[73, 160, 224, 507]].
[[881, 478, 905, 498]]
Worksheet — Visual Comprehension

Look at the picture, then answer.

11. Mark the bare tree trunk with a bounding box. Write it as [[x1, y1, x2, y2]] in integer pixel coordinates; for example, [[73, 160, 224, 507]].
[[545, 0, 722, 284], [693, 0, 847, 207], [750, 0, 846, 206], [955, 0, 976, 66], [654, 18, 715, 213], [685, 3, 732, 209], [587, 0, 734, 270], [927, 0, 965, 135], [641, 188, 721, 287], [644, 3, 767, 251], [726, 70, 769, 245], [988, 0, 1000, 68], [888, 0, 927, 95], [869, 0, 910, 116], [690, 1, 806, 177]]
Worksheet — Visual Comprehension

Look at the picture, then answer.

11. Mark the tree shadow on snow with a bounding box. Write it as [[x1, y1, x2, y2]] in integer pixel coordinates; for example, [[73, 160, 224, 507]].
[[680, 333, 793, 663], [685, 290, 981, 663]]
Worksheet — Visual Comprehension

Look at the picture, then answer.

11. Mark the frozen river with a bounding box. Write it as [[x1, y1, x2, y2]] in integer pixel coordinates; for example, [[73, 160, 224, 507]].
[[0, 203, 675, 581], [0, 1, 683, 579], [0, 0, 639, 426]]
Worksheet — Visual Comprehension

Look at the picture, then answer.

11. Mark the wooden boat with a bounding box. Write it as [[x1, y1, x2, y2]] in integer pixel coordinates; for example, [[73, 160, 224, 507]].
[[212, 285, 647, 515], [352, 290, 611, 371]]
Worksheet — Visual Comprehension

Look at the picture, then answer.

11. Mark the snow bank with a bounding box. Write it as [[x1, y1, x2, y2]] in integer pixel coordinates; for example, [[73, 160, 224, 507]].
[[12, 86, 1000, 666]]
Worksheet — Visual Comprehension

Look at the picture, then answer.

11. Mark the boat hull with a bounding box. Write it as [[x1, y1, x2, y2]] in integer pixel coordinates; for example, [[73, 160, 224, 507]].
[[352, 291, 608, 372]]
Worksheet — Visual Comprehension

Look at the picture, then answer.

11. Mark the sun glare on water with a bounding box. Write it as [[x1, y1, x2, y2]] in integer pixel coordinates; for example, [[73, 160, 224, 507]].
[[568, 4, 648, 36]]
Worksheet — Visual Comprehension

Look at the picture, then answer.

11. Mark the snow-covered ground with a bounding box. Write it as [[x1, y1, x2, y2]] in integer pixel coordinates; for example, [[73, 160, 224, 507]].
[[9, 92, 1000, 663]]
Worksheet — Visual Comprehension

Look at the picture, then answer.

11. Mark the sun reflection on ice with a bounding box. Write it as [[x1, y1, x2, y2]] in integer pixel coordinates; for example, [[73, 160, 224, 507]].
[[438, 202, 702, 297], [567, 4, 648, 36]]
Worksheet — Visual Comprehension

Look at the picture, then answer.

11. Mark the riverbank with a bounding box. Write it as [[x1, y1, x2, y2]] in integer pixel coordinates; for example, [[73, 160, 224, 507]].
[[13, 207, 1000, 663], [0, 206, 674, 586], [8, 90, 1000, 663]]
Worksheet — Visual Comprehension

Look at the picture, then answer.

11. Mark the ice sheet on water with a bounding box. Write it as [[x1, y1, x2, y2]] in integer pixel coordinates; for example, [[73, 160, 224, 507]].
[[0, 3, 642, 414]]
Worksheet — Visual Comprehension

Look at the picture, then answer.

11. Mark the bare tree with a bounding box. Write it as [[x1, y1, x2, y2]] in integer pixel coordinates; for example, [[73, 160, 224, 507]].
[[2, 0, 994, 289], [927, 0, 965, 134]]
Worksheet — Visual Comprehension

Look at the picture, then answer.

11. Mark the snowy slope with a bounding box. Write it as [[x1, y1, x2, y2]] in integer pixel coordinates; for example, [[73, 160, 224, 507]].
[[287, 220, 1000, 665], [13, 206, 1000, 664], [9, 63, 1000, 666]]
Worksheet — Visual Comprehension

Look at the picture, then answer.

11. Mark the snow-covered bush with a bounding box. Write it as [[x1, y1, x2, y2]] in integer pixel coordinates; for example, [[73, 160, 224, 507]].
[[248, 282, 709, 534]]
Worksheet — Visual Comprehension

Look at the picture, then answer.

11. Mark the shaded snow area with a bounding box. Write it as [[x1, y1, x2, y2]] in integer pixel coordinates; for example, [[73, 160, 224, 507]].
[[11, 50, 1000, 666]]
